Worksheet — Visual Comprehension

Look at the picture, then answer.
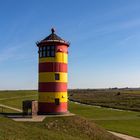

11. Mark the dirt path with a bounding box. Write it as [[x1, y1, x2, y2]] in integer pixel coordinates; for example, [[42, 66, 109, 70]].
[[0, 104, 22, 112], [109, 131, 140, 140]]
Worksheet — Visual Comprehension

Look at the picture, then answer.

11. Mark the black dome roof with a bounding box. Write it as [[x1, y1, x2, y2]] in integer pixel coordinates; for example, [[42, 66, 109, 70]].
[[36, 28, 69, 47]]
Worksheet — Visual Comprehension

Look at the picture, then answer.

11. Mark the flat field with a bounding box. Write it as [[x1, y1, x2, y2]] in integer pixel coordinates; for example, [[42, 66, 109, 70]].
[[0, 91, 122, 140], [69, 89, 140, 111], [0, 90, 140, 138], [69, 102, 140, 138]]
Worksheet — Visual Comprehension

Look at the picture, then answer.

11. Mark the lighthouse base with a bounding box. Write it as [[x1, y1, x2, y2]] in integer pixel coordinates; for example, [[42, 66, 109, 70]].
[[38, 102, 68, 115], [38, 111, 69, 115]]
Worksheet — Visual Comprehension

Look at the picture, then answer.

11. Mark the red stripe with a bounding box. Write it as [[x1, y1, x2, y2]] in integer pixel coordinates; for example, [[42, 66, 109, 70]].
[[39, 62, 67, 72], [39, 82, 67, 92], [56, 45, 68, 53], [37, 42, 69, 47], [38, 102, 67, 114]]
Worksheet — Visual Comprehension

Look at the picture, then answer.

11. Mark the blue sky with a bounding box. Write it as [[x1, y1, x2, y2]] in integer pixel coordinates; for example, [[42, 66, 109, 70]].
[[0, 0, 140, 89]]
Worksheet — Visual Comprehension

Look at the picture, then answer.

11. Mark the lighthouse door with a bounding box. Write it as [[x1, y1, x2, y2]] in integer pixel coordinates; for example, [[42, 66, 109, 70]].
[[55, 98, 60, 105]]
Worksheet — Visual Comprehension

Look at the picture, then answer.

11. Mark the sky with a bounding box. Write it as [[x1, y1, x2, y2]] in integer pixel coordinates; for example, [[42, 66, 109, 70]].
[[0, 0, 140, 90]]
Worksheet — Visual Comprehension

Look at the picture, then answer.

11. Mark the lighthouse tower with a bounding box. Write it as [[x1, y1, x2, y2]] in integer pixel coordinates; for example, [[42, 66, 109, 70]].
[[36, 28, 69, 114]]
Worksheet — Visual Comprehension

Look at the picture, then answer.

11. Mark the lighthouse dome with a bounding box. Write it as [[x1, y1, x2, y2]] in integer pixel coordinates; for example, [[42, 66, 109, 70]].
[[37, 28, 69, 47]]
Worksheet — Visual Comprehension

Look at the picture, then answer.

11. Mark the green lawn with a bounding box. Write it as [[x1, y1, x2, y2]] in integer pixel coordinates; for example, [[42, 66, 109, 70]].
[[0, 107, 18, 113], [0, 90, 37, 109], [96, 120, 140, 138], [69, 102, 140, 138], [0, 90, 140, 138], [0, 90, 37, 99]]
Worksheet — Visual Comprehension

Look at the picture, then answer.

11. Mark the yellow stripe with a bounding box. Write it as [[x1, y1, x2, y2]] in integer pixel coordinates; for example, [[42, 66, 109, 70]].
[[39, 92, 67, 103], [39, 52, 68, 63], [39, 72, 67, 82]]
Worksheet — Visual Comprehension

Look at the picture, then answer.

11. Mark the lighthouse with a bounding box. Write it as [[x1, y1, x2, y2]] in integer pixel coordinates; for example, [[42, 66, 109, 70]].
[[36, 28, 69, 114]]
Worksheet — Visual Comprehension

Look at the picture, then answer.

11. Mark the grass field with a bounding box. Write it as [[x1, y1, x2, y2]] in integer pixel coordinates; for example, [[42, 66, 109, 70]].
[[0, 90, 37, 109], [0, 90, 140, 139], [68, 89, 140, 138], [0, 91, 122, 140], [69, 102, 140, 138], [69, 89, 140, 111]]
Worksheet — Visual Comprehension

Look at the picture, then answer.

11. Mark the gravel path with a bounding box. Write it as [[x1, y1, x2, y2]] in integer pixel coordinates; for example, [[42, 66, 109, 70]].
[[109, 131, 140, 140], [0, 104, 22, 112]]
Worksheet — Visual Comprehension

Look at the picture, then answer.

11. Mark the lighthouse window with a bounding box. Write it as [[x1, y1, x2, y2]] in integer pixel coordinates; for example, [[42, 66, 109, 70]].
[[43, 46, 46, 51], [51, 50, 55, 56], [39, 47, 43, 58], [47, 46, 50, 50], [55, 73, 60, 80], [47, 51, 50, 56], [39, 46, 55, 58], [55, 98, 60, 105], [45, 46, 55, 57], [42, 47, 46, 57], [50, 46, 54, 49]]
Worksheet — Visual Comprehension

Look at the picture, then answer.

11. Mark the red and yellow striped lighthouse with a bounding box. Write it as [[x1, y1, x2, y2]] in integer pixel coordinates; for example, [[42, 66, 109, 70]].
[[36, 28, 69, 114]]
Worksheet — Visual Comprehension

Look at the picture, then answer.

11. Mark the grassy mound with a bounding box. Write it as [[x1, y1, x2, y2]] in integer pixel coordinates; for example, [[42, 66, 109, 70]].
[[0, 116, 122, 140]]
